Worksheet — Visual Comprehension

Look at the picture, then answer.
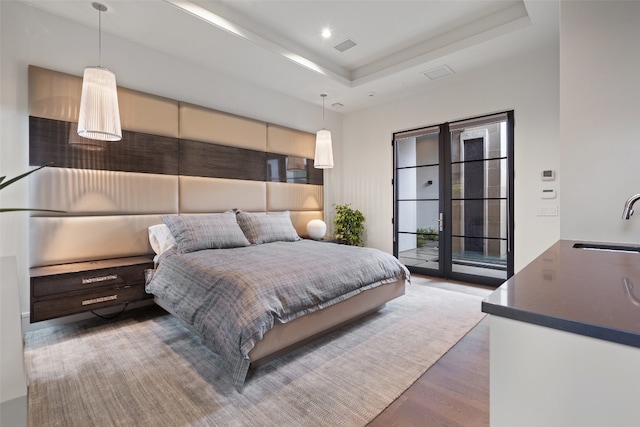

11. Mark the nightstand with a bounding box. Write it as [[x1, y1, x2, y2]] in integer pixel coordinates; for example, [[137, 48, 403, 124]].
[[30, 256, 154, 323]]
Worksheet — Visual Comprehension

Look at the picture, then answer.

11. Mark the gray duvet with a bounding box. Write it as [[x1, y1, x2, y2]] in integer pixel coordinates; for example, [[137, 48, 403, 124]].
[[145, 239, 409, 390]]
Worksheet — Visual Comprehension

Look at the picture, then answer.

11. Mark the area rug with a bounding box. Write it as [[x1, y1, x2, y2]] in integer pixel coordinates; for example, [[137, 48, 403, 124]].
[[25, 284, 485, 427]]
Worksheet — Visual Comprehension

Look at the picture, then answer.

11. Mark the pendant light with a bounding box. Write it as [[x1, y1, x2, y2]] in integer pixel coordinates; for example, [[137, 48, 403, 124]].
[[314, 93, 333, 169], [77, 2, 122, 142]]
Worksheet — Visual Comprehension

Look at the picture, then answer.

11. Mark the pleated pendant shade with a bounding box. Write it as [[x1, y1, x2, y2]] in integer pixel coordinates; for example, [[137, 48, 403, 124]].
[[314, 93, 333, 169], [77, 66, 122, 141], [314, 129, 334, 169]]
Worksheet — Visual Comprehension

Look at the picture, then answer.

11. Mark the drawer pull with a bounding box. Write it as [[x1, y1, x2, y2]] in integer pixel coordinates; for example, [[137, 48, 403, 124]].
[[82, 274, 118, 285], [82, 295, 118, 306]]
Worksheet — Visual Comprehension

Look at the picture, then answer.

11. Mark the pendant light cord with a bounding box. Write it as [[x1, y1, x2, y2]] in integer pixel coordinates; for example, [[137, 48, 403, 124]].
[[98, 7, 102, 67], [321, 93, 327, 129], [92, 2, 108, 67]]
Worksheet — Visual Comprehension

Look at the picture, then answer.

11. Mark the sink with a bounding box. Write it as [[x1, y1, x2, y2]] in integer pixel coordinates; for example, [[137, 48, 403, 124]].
[[573, 243, 640, 253]]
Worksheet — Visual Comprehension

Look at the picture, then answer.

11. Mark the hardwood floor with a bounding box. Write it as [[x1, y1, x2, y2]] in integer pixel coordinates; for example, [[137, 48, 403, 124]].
[[368, 276, 492, 427]]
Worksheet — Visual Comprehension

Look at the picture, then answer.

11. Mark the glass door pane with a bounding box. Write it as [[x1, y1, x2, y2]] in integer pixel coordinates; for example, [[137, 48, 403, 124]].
[[394, 127, 441, 275], [449, 118, 510, 281], [397, 200, 440, 269]]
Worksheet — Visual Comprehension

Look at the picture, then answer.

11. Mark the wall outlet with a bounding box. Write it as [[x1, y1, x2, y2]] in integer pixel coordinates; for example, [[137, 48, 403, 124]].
[[537, 206, 558, 216]]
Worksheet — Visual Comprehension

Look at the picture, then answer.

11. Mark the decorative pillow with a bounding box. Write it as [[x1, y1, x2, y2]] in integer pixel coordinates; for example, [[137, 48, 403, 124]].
[[161, 212, 250, 253], [236, 210, 300, 244], [148, 224, 176, 259]]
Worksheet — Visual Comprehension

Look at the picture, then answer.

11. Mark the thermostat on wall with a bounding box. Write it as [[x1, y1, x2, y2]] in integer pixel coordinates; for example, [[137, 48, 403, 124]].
[[541, 170, 555, 181]]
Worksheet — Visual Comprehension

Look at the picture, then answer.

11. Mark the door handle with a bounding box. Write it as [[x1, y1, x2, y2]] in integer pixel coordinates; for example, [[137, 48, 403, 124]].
[[439, 212, 443, 232]]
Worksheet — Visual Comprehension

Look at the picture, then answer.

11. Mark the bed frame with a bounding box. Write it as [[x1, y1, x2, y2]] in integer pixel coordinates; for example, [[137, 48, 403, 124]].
[[247, 278, 405, 366]]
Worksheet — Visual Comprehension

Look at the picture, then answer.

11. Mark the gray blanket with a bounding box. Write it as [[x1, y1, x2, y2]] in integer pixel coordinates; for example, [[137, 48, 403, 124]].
[[145, 240, 409, 390]]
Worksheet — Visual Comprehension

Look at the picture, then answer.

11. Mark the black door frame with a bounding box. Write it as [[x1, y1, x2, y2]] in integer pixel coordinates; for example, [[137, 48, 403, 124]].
[[393, 111, 514, 287]]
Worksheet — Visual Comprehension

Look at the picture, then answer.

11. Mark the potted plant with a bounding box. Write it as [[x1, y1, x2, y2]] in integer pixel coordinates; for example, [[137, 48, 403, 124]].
[[333, 203, 365, 246], [417, 227, 439, 247]]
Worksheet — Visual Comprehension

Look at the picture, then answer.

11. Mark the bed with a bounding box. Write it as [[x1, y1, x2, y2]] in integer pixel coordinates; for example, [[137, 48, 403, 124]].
[[145, 211, 409, 390], [27, 67, 409, 391]]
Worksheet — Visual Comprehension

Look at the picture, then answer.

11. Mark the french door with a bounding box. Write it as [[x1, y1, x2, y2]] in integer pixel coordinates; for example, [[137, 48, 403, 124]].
[[393, 111, 514, 286]]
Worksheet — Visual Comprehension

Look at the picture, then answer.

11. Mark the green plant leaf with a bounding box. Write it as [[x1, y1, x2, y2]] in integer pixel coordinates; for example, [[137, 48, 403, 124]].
[[0, 163, 65, 213], [0, 163, 52, 191], [0, 208, 65, 213]]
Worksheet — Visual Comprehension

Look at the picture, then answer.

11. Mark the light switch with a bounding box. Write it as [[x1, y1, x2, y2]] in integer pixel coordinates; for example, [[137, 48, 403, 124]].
[[542, 189, 556, 199]]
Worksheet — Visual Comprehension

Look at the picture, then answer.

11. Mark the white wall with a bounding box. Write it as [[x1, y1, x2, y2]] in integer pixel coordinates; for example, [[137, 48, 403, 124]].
[[560, 1, 640, 243], [339, 41, 560, 272], [0, 1, 340, 316]]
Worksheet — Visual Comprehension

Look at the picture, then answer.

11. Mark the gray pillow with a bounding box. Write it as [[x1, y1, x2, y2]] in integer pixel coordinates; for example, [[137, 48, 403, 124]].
[[236, 210, 300, 244], [161, 212, 250, 253]]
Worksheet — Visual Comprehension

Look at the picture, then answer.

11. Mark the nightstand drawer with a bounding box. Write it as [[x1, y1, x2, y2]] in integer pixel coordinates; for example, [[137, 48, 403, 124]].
[[31, 283, 148, 322], [31, 263, 149, 298]]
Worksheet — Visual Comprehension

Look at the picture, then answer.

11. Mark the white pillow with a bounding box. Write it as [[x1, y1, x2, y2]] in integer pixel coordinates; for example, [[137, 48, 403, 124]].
[[148, 224, 176, 261]]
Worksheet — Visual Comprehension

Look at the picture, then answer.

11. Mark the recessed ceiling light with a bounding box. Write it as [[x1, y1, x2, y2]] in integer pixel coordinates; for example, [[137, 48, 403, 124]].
[[322, 28, 332, 39]]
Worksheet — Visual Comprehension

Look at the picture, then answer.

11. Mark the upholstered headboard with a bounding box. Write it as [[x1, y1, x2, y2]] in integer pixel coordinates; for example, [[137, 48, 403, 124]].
[[28, 66, 323, 267]]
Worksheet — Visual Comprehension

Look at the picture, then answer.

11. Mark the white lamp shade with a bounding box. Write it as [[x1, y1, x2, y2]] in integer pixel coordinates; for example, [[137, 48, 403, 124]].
[[77, 66, 122, 142], [306, 219, 327, 240], [314, 129, 333, 169]]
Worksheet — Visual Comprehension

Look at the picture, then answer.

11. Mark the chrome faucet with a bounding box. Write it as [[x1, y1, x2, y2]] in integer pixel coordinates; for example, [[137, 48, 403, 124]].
[[622, 194, 640, 219]]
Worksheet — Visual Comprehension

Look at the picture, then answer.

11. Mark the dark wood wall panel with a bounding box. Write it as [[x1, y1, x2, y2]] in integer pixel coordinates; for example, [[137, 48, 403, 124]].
[[307, 163, 323, 185], [179, 139, 267, 181], [29, 117, 179, 175], [30, 117, 322, 185]]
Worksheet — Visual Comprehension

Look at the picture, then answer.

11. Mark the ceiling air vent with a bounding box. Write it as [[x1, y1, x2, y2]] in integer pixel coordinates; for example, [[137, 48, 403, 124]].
[[333, 38, 358, 53], [422, 65, 455, 80]]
